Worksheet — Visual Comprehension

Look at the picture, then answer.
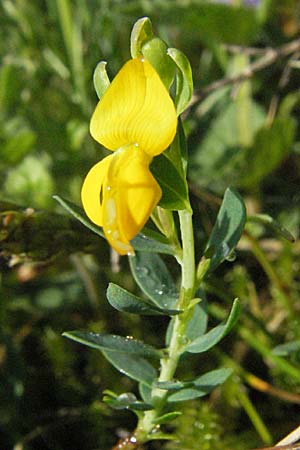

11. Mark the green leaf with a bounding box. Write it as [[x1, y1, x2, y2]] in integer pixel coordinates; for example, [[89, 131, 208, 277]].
[[185, 298, 240, 353], [167, 387, 209, 402], [272, 340, 300, 357], [165, 118, 188, 177], [63, 331, 161, 359], [152, 411, 182, 425], [107, 283, 181, 316], [239, 117, 296, 188], [1, 130, 36, 165], [247, 214, 295, 243], [131, 230, 175, 255], [130, 17, 153, 58], [190, 101, 265, 193], [167, 48, 193, 115], [151, 151, 189, 211], [142, 37, 175, 89], [53, 195, 105, 238], [129, 252, 178, 309], [102, 350, 157, 387], [139, 382, 152, 404], [4, 155, 54, 208], [93, 61, 110, 99], [193, 367, 233, 388], [151, 119, 189, 211], [167, 368, 232, 402], [205, 188, 246, 271], [53, 196, 175, 255], [154, 368, 232, 393], [103, 391, 152, 411]]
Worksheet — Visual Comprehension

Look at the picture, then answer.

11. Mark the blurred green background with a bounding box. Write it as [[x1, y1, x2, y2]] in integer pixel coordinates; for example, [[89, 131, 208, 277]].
[[1, 1, 300, 449]]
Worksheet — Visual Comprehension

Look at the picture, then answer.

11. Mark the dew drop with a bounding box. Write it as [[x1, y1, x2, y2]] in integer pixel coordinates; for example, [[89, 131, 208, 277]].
[[137, 266, 149, 275], [130, 436, 137, 444]]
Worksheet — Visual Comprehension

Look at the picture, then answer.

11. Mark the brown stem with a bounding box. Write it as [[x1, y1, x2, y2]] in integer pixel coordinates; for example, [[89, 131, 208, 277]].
[[111, 436, 143, 450], [190, 38, 300, 105]]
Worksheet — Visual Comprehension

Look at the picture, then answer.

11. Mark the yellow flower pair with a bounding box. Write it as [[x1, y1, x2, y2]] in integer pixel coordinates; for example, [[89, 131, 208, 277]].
[[81, 57, 177, 255]]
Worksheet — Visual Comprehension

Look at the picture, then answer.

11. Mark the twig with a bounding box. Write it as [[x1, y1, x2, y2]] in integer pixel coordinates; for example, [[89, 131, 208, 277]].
[[277, 426, 300, 447], [266, 50, 300, 125], [191, 38, 300, 104]]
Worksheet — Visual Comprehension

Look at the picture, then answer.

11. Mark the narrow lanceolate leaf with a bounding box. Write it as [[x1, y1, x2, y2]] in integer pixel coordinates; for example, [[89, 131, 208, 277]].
[[193, 367, 233, 388], [139, 382, 152, 404], [63, 331, 162, 359], [154, 368, 232, 393], [131, 229, 175, 255], [167, 387, 209, 402], [167, 48, 193, 115], [102, 350, 157, 387], [247, 214, 295, 243], [185, 298, 240, 353], [129, 252, 178, 309], [205, 187, 246, 271], [167, 368, 232, 402], [53, 195, 104, 238], [272, 340, 300, 357], [54, 195, 175, 255], [107, 283, 181, 316]]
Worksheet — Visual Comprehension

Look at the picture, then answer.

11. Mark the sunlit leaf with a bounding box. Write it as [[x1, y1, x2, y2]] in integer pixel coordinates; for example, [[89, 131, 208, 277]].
[[167, 48, 193, 115], [93, 61, 110, 99], [63, 330, 162, 359], [54, 196, 175, 254], [185, 299, 240, 353], [107, 283, 181, 316]]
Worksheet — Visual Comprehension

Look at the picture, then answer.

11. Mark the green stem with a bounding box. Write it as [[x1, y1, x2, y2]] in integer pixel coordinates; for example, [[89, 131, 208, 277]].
[[245, 233, 293, 313], [133, 208, 196, 444], [236, 387, 273, 445]]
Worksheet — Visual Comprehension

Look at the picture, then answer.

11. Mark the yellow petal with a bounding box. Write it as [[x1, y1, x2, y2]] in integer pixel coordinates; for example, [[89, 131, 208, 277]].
[[81, 154, 114, 226], [102, 145, 162, 255], [90, 57, 177, 156]]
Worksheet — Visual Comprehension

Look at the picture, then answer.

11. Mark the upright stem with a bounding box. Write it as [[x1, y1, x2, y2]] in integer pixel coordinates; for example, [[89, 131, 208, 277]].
[[132, 208, 196, 444]]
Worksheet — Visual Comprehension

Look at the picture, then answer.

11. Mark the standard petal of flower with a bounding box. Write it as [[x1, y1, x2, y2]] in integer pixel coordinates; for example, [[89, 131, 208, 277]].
[[90, 57, 177, 156], [102, 146, 162, 255], [81, 154, 114, 226]]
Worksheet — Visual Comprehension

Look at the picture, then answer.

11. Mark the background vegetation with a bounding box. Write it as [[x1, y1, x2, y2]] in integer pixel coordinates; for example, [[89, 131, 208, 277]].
[[1, 1, 300, 449]]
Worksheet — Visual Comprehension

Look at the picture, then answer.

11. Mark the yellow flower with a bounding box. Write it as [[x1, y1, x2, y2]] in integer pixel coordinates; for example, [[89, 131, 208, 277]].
[[82, 57, 177, 255]]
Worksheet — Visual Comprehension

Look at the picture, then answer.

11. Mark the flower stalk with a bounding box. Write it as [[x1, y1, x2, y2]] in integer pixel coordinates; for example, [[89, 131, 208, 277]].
[[131, 206, 196, 445]]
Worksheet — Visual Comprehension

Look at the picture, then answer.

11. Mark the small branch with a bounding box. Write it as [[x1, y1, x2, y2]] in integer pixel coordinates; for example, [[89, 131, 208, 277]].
[[191, 38, 300, 104]]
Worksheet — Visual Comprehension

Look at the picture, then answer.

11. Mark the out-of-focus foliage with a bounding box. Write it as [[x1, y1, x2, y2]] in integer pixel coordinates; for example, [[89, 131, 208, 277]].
[[1, 1, 300, 449]]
